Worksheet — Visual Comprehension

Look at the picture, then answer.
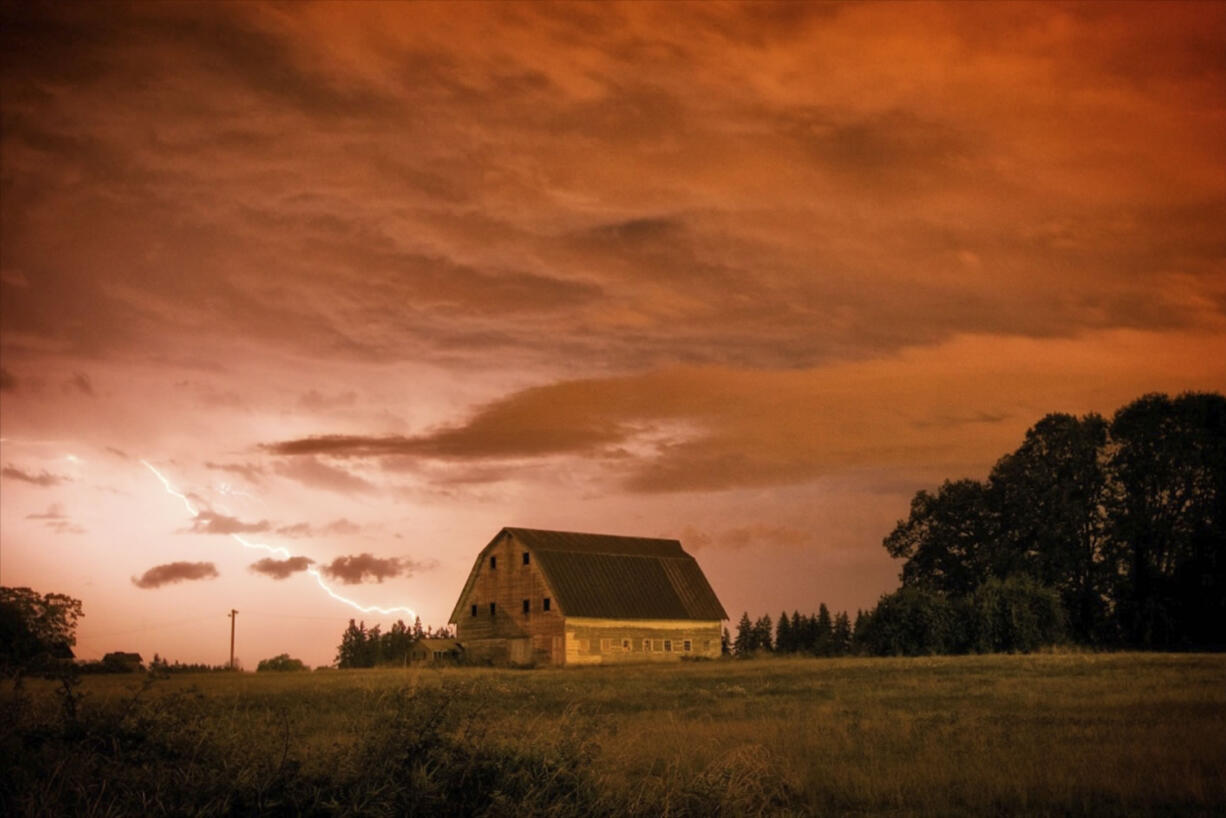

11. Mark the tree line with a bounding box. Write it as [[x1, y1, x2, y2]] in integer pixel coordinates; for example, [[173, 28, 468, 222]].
[[731, 606, 860, 657], [867, 391, 1224, 654], [335, 616, 455, 668]]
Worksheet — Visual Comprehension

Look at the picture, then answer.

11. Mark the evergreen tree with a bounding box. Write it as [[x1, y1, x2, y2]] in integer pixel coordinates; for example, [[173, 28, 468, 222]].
[[721, 627, 731, 655], [791, 611, 804, 651], [815, 604, 834, 656], [733, 612, 754, 657], [832, 611, 852, 656], [775, 611, 792, 653], [852, 609, 870, 655], [752, 614, 772, 652]]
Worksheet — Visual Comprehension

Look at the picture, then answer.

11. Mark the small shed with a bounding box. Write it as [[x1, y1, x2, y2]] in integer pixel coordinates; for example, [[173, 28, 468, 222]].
[[409, 638, 462, 665]]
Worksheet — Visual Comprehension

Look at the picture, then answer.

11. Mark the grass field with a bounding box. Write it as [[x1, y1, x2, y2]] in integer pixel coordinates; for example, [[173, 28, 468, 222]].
[[4, 653, 1224, 816]]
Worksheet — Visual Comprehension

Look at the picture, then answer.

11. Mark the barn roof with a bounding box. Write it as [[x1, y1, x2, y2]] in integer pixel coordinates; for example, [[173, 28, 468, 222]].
[[451, 527, 727, 622]]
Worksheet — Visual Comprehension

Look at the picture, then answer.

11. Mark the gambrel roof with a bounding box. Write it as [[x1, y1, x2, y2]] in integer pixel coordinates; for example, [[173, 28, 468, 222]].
[[450, 527, 728, 622]]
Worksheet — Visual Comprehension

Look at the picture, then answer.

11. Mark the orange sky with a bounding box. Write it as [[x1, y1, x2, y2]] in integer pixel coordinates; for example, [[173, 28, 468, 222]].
[[3, 2, 1224, 668]]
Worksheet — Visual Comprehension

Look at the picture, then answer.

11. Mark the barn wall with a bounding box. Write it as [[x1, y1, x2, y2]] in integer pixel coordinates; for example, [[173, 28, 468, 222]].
[[563, 617, 722, 665], [454, 532, 564, 665]]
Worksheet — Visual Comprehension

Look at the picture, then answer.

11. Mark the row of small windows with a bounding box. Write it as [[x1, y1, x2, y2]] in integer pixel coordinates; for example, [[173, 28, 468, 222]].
[[471, 597, 550, 617], [589, 638, 704, 654], [488, 552, 531, 570]]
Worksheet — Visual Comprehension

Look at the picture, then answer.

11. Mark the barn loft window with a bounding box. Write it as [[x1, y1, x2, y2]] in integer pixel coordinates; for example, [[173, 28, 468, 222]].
[[543, 597, 551, 611], [470, 604, 477, 617], [683, 640, 692, 652], [489, 602, 496, 615], [622, 639, 631, 652], [522, 552, 530, 565], [642, 639, 650, 653], [664, 639, 672, 652], [522, 599, 530, 614], [490, 556, 497, 569]]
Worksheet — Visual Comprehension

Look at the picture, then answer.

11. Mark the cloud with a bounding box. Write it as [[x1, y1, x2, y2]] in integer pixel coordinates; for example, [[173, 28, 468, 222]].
[[204, 461, 265, 483], [3, 465, 68, 486], [187, 511, 271, 535], [131, 561, 219, 589], [0, 368, 15, 391], [682, 523, 814, 551], [263, 329, 1226, 493], [319, 553, 428, 585], [275, 518, 362, 538], [273, 456, 376, 494], [26, 503, 67, 519], [248, 556, 314, 580]]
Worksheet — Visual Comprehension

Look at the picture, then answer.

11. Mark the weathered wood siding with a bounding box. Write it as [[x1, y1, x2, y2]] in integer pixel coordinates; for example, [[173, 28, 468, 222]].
[[454, 532, 564, 665], [563, 617, 722, 665]]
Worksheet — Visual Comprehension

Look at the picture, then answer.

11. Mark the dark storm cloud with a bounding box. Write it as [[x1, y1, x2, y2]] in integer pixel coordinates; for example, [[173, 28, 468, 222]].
[[3, 465, 68, 486], [248, 556, 314, 580], [320, 553, 428, 585], [187, 511, 271, 535], [131, 561, 219, 589], [2, 1, 1225, 387]]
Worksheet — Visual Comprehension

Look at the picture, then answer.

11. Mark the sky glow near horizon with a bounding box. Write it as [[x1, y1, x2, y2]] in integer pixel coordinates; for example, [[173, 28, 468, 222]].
[[2, 2, 1225, 667]]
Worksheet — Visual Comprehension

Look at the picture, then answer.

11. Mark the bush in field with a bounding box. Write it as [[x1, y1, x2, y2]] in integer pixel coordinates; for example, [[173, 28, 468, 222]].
[[257, 653, 309, 672], [966, 576, 1066, 653], [858, 587, 964, 656]]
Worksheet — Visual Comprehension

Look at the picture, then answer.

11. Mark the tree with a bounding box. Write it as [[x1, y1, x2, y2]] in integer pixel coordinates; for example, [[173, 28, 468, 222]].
[[721, 627, 731, 656], [753, 613, 774, 652], [832, 611, 852, 656], [336, 619, 368, 668], [965, 576, 1064, 653], [733, 612, 754, 657], [257, 653, 309, 672], [1108, 392, 1226, 648], [989, 413, 1110, 643], [814, 604, 833, 656], [775, 611, 792, 653], [884, 479, 998, 596], [0, 587, 83, 676]]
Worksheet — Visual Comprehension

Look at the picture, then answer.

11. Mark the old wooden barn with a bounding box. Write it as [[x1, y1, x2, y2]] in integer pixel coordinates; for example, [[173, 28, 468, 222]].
[[449, 527, 728, 666]]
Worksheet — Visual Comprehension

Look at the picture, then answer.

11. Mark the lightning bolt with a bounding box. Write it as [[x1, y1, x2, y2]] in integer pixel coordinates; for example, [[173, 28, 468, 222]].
[[141, 459, 417, 618]]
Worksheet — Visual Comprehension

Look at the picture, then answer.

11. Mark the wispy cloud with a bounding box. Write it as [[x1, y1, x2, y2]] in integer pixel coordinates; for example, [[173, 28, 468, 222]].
[[3, 465, 69, 486]]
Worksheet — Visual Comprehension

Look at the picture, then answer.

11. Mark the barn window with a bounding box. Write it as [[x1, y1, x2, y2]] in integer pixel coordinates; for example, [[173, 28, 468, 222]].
[[652, 639, 663, 652], [590, 638, 601, 653], [522, 599, 530, 614], [543, 597, 551, 611], [470, 604, 477, 617], [664, 639, 672, 652], [522, 552, 530, 565], [490, 556, 497, 569], [642, 639, 650, 652], [683, 640, 692, 652], [622, 639, 631, 652], [600, 638, 612, 652], [489, 602, 496, 615]]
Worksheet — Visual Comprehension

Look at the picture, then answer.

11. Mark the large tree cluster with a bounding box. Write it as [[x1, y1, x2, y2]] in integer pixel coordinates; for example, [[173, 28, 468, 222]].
[[869, 392, 1225, 653]]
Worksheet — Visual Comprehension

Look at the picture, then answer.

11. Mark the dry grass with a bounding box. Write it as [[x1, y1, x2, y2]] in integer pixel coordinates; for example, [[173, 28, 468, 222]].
[[4, 653, 1223, 816]]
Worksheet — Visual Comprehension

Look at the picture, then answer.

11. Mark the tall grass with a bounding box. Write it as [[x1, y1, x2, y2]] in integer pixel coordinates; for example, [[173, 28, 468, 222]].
[[3, 653, 1223, 816]]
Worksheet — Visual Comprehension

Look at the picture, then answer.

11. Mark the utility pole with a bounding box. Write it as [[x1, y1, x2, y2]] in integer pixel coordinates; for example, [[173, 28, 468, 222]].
[[228, 609, 238, 670]]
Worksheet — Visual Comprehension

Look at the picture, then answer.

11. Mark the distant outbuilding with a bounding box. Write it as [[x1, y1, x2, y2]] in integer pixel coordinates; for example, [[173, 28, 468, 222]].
[[449, 527, 727, 666]]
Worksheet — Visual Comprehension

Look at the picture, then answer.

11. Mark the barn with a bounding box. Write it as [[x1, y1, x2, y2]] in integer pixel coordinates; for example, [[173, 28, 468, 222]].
[[449, 527, 728, 666]]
